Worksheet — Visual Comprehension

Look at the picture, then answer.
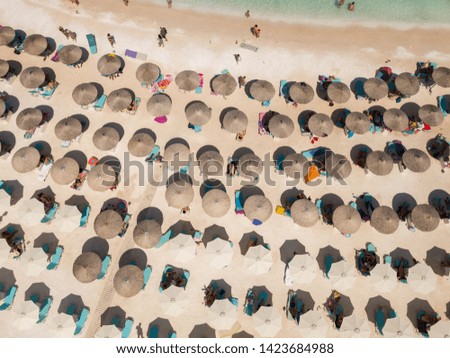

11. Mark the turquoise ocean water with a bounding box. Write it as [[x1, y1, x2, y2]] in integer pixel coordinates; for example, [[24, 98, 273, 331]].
[[143, 0, 450, 27]]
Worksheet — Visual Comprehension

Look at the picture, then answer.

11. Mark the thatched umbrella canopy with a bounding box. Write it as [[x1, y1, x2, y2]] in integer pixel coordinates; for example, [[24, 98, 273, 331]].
[[249, 80, 275, 102], [325, 154, 352, 179], [94, 210, 123, 239], [175, 70, 200, 91], [113, 265, 144, 297], [23, 34, 47, 56], [93, 127, 120, 151], [165, 181, 194, 208], [136, 62, 160, 85], [55, 117, 82, 141], [222, 109, 248, 134], [395, 72, 420, 96], [411, 204, 440, 232], [289, 82, 314, 104], [164, 143, 190, 163], [244, 195, 273, 223], [364, 78, 388, 100], [366, 151, 393, 176], [59, 45, 82, 65], [20, 66, 45, 88], [383, 108, 408, 131], [0, 59, 9, 78], [97, 54, 121, 75], [345, 112, 370, 134], [0, 26, 15, 46], [332, 205, 361, 234], [12, 147, 40, 173], [327, 82, 350, 103], [432, 67, 450, 88], [133, 219, 162, 249], [198, 151, 224, 176], [402, 149, 430, 173], [268, 114, 294, 138], [107, 88, 133, 112], [185, 101, 212, 125], [16, 108, 43, 130], [72, 83, 98, 106], [283, 153, 310, 178], [418, 104, 444, 127], [308, 113, 333, 137], [370, 206, 399, 234], [128, 133, 155, 157], [291, 199, 319, 227], [87, 164, 117, 191], [73, 252, 102, 283], [211, 73, 237, 96], [239, 153, 262, 180], [50, 157, 79, 185], [202, 189, 230, 218], [146, 93, 172, 116]]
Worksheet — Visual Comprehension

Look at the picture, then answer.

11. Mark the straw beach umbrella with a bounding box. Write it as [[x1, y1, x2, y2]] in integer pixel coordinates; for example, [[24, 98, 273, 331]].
[[324, 154, 352, 179], [430, 320, 450, 338], [283, 153, 309, 179], [18, 198, 46, 226], [113, 265, 144, 297], [383, 108, 408, 131], [408, 263, 437, 295], [12, 301, 38, 330], [328, 260, 356, 290], [165, 181, 194, 208], [94, 210, 123, 239], [23, 34, 47, 56], [87, 164, 117, 191], [245, 245, 272, 274], [20, 66, 45, 88], [340, 315, 371, 338], [432, 66, 450, 87], [290, 199, 319, 227], [298, 311, 328, 338], [345, 112, 370, 134], [16, 108, 43, 130], [364, 78, 388, 100], [370, 206, 399, 234], [22, 247, 49, 276], [12, 147, 40, 173], [0, 59, 9, 77], [133, 220, 162, 249], [289, 82, 314, 104], [332, 205, 361, 234], [146, 93, 172, 116], [136, 62, 160, 85], [411, 204, 439, 232], [54, 205, 81, 233], [107, 88, 132, 112], [128, 133, 154, 157], [308, 113, 333, 137], [418, 104, 444, 126], [222, 109, 248, 134], [370, 264, 397, 293], [211, 73, 237, 97], [249, 80, 275, 102], [0, 26, 15, 46], [268, 114, 294, 138], [198, 151, 224, 176], [287, 254, 319, 284], [160, 285, 188, 317], [96, 325, 122, 338], [402, 149, 430, 173], [50, 157, 79, 185], [327, 82, 350, 103], [239, 153, 262, 180], [185, 101, 212, 125], [244, 195, 273, 224], [175, 70, 200, 91], [58, 45, 82, 65], [209, 299, 237, 331], [72, 83, 98, 106], [366, 151, 394, 176], [383, 317, 416, 338], [164, 143, 190, 164], [168, 234, 197, 262], [93, 127, 120, 151], [253, 306, 282, 337], [73, 252, 102, 283], [205, 238, 233, 269], [395, 72, 420, 96], [97, 54, 121, 75], [55, 117, 82, 141], [48, 314, 77, 337], [202, 189, 230, 218]]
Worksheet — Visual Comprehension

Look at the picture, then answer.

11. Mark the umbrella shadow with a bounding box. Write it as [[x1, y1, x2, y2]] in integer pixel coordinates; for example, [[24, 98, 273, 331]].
[[427, 189, 449, 205], [101, 306, 126, 327], [338, 293, 354, 317], [354, 193, 380, 211], [0, 130, 16, 153], [167, 220, 196, 237], [165, 137, 190, 151], [189, 323, 216, 338], [239, 231, 264, 255], [280, 187, 307, 207], [330, 108, 348, 129], [0, 223, 25, 243], [365, 295, 392, 324], [298, 109, 315, 128], [7, 60, 22, 76], [392, 193, 417, 212], [244, 80, 257, 98], [350, 143, 372, 164], [389, 247, 417, 267], [315, 82, 328, 101], [117, 56, 126, 72], [35, 105, 54, 122], [148, 318, 175, 338], [400, 102, 420, 117], [99, 155, 122, 173], [203, 224, 229, 245], [0, 268, 16, 291], [25, 282, 50, 303], [91, 82, 104, 98], [64, 150, 87, 169], [42, 67, 56, 82], [232, 331, 254, 338], [65, 194, 89, 211], [219, 107, 238, 126], [207, 279, 232, 299], [103, 122, 125, 139], [31, 185, 56, 202], [196, 145, 220, 160], [350, 77, 367, 98], [232, 147, 254, 160], [368, 105, 387, 116], [272, 146, 296, 163], [33, 232, 59, 253], [446, 302, 450, 320], [200, 179, 225, 197], [79, 47, 89, 63], [425, 246, 448, 275], [136, 207, 163, 225], [44, 37, 56, 55], [407, 298, 435, 328], [316, 245, 342, 273], [118, 248, 147, 270], [58, 294, 85, 315], [320, 193, 344, 212], [82, 237, 109, 260], [30, 140, 52, 157], [69, 114, 89, 133], [292, 289, 315, 312], [2, 93, 19, 114], [135, 128, 157, 143], [166, 172, 193, 187], [279, 240, 306, 264], [240, 185, 264, 204], [2, 179, 23, 205], [251, 285, 273, 307]]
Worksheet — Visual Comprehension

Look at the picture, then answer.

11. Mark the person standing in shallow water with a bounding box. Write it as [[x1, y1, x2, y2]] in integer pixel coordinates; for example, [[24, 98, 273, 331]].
[[348, 2, 355, 11], [167, 0, 172, 8], [337, 0, 345, 8], [245, 10, 250, 18]]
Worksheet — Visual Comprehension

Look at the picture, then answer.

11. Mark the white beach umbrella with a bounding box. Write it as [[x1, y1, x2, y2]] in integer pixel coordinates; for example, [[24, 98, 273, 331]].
[[369, 264, 398, 293], [209, 299, 238, 331], [168, 234, 196, 263], [47, 314, 76, 337], [12, 301, 39, 330], [53, 205, 80, 233], [340, 314, 371, 338], [383, 317, 416, 338], [408, 263, 437, 295], [160, 285, 188, 317], [22, 247, 49, 276], [253, 306, 282, 338], [244, 245, 272, 275], [18, 198, 45, 226], [328, 260, 356, 291], [96, 324, 122, 338], [430, 320, 450, 338], [286, 254, 318, 285], [0, 189, 10, 211], [298, 310, 328, 338], [204, 238, 233, 269]]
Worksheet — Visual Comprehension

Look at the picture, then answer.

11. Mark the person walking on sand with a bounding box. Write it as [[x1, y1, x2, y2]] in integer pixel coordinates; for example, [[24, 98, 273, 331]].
[[167, 0, 172, 8], [160, 27, 168, 41], [123, 0, 129, 6], [157, 34, 165, 47], [253, 24, 261, 38], [136, 323, 144, 338], [59, 26, 70, 40], [245, 10, 250, 18], [107, 33, 116, 48], [233, 54, 241, 64], [348, 2, 355, 11], [238, 75, 246, 89]]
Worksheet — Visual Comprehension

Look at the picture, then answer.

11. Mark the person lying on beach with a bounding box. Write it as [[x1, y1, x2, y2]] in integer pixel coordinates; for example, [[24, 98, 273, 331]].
[[325, 290, 341, 314], [236, 129, 246, 141], [348, 2, 355, 11], [1, 228, 17, 246], [226, 160, 238, 176], [59, 26, 70, 40], [37, 192, 55, 213]]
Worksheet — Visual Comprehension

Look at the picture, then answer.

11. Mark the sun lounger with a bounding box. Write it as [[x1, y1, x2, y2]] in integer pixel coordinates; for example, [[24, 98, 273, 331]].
[[142, 266, 152, 290], [244, 289, 255, 316], [239, 42, 258, 52], [195, 73, 204, 94], [47, 246, 63, 270], [80, 205, 90, 227], [149, 325, 159, 338], [367, 243, 376, 254], [262, 100, 271, 107], [0, 285, 17, 311], [51, 45, 64, 62], [188, 123, 202, 133], [438, 96, 448, 116], [154, 116, 168, 123], [235, 191, 244, 214], [97, 255, 111, 280], [41, 203, 59, 223], [156, 229, 172, 248], [94, 94, 107, 111], [145, 145, 160, 162], [127, 97, 141, 115], [40, 82, 59, 100], [324, 255, 333, 278], [74, 307, 90, 335], [37, 297, 53, 323], [120, 318, 133, 338], [384, 255, 392, 265], [86, 34, 97, 54]]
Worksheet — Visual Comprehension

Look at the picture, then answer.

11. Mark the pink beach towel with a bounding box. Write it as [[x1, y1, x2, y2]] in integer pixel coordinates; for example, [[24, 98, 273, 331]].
[[154, 116, 168, 124], [258, 112, 269, 135], [151, 74, 173, 93]]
